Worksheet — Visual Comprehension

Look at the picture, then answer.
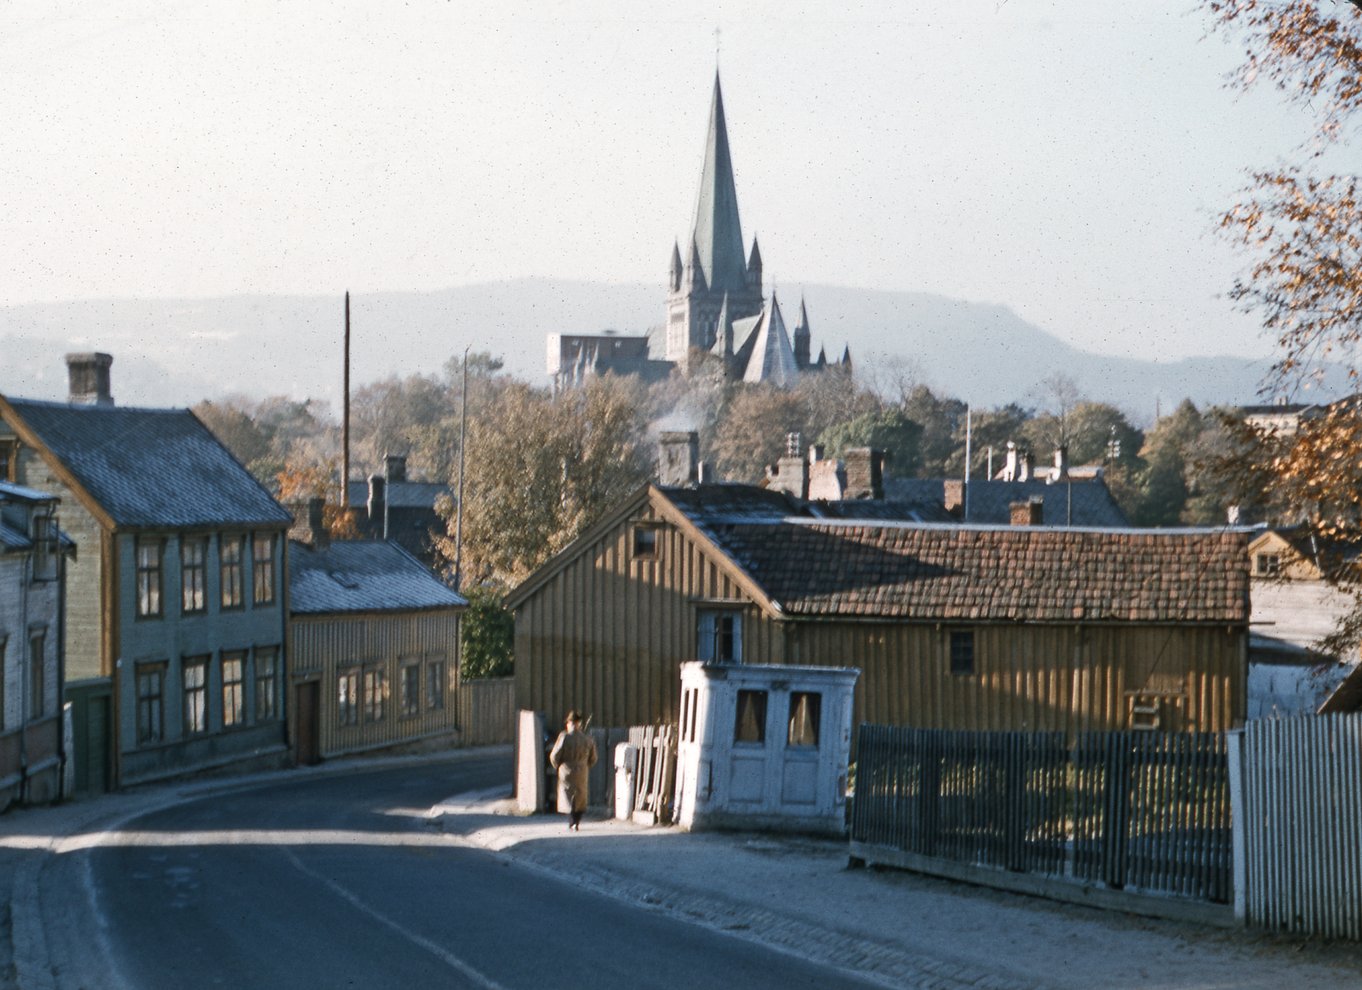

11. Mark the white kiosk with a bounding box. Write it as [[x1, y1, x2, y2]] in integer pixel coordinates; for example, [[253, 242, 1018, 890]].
[[674, 661, 859, 834]]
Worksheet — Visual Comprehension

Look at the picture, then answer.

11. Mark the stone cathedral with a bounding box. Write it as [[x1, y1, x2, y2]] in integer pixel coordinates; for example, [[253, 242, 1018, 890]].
[[549, 73, 848, 390]]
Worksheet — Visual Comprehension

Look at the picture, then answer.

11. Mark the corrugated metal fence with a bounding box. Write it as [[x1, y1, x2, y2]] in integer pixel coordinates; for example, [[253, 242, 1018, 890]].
[[853, 724, 1232, 903], [456, 677, 516, 745], [1234, 714, 1362, 940]]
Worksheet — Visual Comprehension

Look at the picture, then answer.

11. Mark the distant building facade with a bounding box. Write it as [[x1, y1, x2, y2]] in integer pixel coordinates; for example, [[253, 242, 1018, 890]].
[[550, 74, 848, 391]]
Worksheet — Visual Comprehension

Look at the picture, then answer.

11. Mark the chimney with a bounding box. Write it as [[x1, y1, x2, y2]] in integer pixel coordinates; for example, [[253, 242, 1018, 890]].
[[1010, 497, 1044, 526], [807, 445, 846, 500], [843, 448, 885, 500], [658, 431, 700, 487], [367, 474, 387, 539], [1019, 450, 1035, 482], [289, 497, 330, 549], [765, 432, 809, 499], [943, 480, 964, 516], [1002, 442, 1018, 482], [1050, 446, 1069, 484], [384, 454, 407, 483], [65, 353, 114, 407]]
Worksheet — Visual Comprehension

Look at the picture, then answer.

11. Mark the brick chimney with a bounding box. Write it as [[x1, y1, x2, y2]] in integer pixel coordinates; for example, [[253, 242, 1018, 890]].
[[1010, 497, 1044, 526], [944, 480, 964, 516], [367, 474, 387, 539], [384, 454, 407, 483], [766, 432, 809, 499], [807, 445, 846, 500], [65, 353, 114, 407], [658, 431, 700, 487], [844, 448, 885, 500]]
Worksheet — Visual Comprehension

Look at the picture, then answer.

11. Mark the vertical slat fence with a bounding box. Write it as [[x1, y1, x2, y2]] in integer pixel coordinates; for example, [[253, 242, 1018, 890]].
[[1239, 714, 1362, 940]]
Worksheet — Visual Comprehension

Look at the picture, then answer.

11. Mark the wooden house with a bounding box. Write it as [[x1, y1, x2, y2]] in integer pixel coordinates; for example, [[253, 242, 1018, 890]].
[[0, 481, 73, 810], [0, 354, 294, 791], [507, 483, 1251, 738], [288, 504, 466, 762]]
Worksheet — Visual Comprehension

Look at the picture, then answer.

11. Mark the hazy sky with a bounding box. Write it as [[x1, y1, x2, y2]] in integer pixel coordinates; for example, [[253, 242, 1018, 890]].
[[0, 1, 1323, 364]]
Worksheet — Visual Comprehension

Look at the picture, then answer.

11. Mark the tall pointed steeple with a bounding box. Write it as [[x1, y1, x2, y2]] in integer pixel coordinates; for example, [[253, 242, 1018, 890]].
[[793, 295, 811, 369], [690, 72, 748, 297]]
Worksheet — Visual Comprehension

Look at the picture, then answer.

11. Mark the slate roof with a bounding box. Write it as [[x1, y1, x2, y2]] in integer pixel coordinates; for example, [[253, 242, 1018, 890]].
[[741, 295, 799, 386], [0, 522, 31, 551], [704, 521, 1249, 623], [346, 479, 448, 511], [3, 399, 292, 529], [887, 477, 1129, 528], [288, 539, 467, 615], [0, 480, 58, 504]]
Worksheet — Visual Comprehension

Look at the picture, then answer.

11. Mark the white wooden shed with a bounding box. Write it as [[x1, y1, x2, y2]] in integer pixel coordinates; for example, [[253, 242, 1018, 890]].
[[674, 661, 859, 834]]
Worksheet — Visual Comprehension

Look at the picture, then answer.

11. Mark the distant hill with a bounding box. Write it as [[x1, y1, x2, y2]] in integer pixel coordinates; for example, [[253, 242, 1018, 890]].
[[0, 278, 1331, 418]]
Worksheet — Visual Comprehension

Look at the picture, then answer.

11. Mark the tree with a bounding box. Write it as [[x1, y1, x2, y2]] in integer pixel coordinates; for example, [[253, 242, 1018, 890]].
[[1210, 1, 1362, 647], [708, 386, 810, 483], [276, 459, 360, 539], [460, 584, 515, 679], [902, 385, 968, 477], [818, 408, 923, 476]]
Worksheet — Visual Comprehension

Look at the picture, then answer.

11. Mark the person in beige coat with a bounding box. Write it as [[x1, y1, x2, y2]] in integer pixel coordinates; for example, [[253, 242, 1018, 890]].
[[549, 711, 598, 830]]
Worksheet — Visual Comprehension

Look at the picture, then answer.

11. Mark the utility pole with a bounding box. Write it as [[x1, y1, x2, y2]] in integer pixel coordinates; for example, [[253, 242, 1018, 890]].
[[454, 344, 470, 592], [342, 291, 351, 509]]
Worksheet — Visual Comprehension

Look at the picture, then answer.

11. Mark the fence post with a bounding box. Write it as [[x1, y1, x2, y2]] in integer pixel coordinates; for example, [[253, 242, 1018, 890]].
[[1225, 728, 1247, 925]]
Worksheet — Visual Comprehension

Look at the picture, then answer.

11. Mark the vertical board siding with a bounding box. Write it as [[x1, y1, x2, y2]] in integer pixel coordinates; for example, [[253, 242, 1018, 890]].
[[455, 678, 515, 745], [1240, 714, 1362, 939], [291, 610, 462, 757], [514, 501, 1246, 738]]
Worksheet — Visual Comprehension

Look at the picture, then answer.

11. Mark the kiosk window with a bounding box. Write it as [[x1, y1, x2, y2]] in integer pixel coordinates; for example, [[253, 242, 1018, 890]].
[[788, 692, 821, 747], [734, 690, 767, 743]]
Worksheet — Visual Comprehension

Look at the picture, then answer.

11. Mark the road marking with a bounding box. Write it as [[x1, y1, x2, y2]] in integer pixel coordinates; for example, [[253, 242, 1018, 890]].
[[280, 846, 510, 990]]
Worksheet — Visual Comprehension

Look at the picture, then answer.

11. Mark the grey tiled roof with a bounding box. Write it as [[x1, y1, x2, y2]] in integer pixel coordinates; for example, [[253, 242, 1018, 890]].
[[288, 539, 467, 614], [887, 478, 1129, 528], [0, 480, 58, 504], [346, 479, 449, 510], [708, 522, 1249, 623], [4, 399, 291, 529], [0, 521, 30, 550]]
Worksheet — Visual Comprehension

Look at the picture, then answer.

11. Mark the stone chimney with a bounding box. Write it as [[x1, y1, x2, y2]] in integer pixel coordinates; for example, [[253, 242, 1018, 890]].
[[843, 448, 885, 500], [65, 353, 114, 407], [1010, 497, 1044, 526], [1001, 442, 1018, 481], [385, 454, 407, 483], [1019, 450, 1035, 482], [289, 497, 330, 549], [367, 473, 387, 539], [944, 480, 964, 516], [658, 431, 700, 487], [766, 432, 809, 499]]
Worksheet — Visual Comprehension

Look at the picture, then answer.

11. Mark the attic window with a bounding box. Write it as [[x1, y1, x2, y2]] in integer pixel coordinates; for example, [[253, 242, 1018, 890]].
[[633, 524, 660, 560], [328, 570, 361, 590], [1254, 553, 1282, 577]]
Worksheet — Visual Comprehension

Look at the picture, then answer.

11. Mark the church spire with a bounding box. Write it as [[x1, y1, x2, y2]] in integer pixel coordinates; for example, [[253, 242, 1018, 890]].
[[689, 72, 747, 297]]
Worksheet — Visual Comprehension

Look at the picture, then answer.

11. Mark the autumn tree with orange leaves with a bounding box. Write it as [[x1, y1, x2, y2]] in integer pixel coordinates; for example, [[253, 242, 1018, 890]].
[[1210, 0, 1362, 650]]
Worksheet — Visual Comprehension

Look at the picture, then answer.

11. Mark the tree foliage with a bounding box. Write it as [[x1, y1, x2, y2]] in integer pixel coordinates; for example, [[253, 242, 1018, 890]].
[[460, 584, 515, 679]]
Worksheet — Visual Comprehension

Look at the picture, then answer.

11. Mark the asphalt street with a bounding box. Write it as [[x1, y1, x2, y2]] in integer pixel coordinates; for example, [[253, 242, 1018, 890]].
[[12, 753, 881, 990]]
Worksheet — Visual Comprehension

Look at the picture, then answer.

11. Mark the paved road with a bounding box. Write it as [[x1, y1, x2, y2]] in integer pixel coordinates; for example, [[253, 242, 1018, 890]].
[[22, 754, 881, 990]]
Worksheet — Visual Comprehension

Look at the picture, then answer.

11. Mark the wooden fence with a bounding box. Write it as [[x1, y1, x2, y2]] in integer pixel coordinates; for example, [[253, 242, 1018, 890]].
[[455, 677, 516, 746], [1233, 714, 1362, 939], [852, 724, 1232, 904]]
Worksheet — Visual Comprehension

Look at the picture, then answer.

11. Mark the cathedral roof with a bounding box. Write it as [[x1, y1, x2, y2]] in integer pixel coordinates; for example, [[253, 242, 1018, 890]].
[[742, 294, 800, 386], [689, 73, 748, 297]]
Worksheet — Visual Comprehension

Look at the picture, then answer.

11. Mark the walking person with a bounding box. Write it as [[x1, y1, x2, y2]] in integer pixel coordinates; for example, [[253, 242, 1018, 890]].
[[549, 710, 598, 830]]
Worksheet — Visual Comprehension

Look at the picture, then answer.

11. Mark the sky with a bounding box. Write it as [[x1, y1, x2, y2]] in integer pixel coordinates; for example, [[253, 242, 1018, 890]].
[[0, 1, 1327, 367]]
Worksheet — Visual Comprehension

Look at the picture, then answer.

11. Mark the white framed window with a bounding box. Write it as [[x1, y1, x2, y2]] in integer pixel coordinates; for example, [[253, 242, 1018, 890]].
[[697, 609, 742, 663]]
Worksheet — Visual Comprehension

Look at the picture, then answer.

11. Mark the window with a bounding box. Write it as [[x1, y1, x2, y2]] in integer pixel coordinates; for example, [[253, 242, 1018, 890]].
[[183, 657, 209, 734], [255, 647, 278, 721], [1255, 553, 1282, 577], [633, 525, 659, 560], [222, 652, 245, 728], [31, 513, 59, 582], [29, 630, 45, 719], [426, 661, 445, 710], [787, 692, 821, 747], [0, 438, 16, 482], [252, 534, 275, 605], [181, 538, 207, 613], [734, 689, 767, 744], [400, 664, 421, 717], [136, 539, 163, 617], [949, 630, 975, 676], [364, 668, 386, 723], [220, 535, 245, 609], [697, 610, 742, 663], [338, 670, 360, 727], [136, 663, 166, 744]]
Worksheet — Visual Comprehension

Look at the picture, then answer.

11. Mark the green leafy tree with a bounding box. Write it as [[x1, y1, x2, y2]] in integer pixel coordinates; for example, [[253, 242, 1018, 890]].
[[460, 585, 515, 679], [819, 407, 923, 476]]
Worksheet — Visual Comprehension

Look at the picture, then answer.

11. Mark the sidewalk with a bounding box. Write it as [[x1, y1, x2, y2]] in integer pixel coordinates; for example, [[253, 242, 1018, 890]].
[[435, 791, 1362, 990]]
